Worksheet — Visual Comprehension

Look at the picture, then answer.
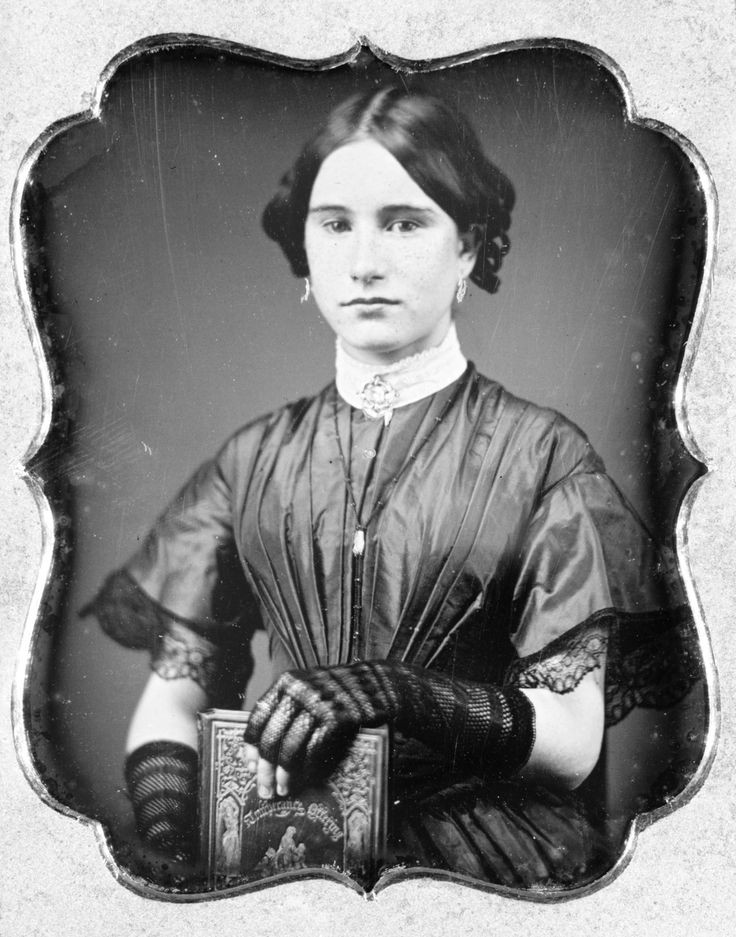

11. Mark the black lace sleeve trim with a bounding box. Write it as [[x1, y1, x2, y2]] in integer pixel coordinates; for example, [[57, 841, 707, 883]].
[[504, 611, 609, 695], [80, 568, 213, 649], [150, 622, 222, 694], [80, 569, 252, 696], [504, 605, 703, 725], [604, 605, 703, 724]]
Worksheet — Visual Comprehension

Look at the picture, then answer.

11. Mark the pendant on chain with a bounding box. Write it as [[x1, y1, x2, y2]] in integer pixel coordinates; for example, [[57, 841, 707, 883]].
[[335, 380, 463, 562], [352, 528, 366, 556]]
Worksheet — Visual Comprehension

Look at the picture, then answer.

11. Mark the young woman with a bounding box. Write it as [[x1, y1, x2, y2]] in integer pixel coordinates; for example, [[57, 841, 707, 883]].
[[87, 87, 699, 890]]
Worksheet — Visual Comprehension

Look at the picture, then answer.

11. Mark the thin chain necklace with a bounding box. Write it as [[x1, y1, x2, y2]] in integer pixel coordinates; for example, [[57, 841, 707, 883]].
[[332, 379, 464, 557]]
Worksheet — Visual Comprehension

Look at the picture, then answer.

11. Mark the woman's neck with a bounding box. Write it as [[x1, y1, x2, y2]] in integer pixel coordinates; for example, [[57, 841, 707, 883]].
[[335, 322, 467, 422]]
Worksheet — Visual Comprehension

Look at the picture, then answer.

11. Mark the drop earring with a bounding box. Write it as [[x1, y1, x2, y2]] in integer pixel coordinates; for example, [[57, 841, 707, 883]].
[[300, 277, 311, 304], [456, 277, 467, 304]]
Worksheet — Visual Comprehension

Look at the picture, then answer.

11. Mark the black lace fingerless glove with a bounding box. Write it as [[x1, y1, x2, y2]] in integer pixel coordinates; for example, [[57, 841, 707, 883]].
[[124, 741, 199, 862], [244, 661, 535, 781], [389, 664, 536, 776]]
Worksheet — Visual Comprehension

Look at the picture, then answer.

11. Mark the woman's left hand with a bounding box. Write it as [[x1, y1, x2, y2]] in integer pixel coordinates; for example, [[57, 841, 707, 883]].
[[242, 664, 396, 799]]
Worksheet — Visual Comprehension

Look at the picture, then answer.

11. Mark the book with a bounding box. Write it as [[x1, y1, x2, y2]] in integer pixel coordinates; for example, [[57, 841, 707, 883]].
[[198, 709, 389, 892]]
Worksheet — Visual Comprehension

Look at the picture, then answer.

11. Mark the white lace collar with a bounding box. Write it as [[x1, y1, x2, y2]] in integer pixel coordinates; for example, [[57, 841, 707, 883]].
[[335, 323, 467, 423]]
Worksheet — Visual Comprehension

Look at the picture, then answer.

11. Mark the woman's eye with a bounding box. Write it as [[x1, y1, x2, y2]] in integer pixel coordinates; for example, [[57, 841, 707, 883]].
[[324, 219, 350, 233], [388, 219, 420, 233]]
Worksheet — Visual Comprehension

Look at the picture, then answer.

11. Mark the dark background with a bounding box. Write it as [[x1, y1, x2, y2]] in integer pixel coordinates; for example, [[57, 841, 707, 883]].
[[22, 44, 706, 844]]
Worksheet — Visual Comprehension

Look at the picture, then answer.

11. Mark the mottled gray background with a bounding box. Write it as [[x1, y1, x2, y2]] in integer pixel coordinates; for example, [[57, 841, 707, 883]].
[[1, 2, 735, 936]]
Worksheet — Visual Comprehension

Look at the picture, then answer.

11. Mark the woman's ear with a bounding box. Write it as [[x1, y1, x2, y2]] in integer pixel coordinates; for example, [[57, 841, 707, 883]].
[[458, 225, 482, 275]]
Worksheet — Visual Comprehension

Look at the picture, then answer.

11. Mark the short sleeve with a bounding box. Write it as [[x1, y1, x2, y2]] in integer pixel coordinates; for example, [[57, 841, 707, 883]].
[[82, 434, 262, 698], [503, 419, 701, 725], [126, 450, 251, 630]]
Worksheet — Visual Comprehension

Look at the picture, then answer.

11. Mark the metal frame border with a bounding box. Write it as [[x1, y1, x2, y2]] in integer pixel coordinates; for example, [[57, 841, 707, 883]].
[[7, 32, 720, 904]]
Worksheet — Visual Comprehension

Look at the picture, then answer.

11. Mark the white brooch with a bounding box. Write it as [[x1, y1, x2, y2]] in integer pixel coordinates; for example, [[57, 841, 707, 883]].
[[357, 375, 398, 424]]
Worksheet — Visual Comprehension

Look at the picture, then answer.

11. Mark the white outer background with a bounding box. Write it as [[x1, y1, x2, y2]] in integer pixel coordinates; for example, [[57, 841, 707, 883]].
[[1, 2, 734, 934]]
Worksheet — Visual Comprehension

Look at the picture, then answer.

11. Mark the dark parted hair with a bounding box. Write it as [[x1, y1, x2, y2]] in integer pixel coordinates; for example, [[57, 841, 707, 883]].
[[262, 87, 515, 294]]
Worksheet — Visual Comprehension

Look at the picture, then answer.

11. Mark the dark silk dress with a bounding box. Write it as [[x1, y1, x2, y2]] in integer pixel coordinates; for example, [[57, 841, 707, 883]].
[[94, 365, 703, 891]]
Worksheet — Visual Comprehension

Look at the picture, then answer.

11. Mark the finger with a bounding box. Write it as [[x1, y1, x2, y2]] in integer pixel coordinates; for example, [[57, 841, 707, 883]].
[[286, 672, 331, 712], [243, 743, 259, 775], [318, 668, 369, 722], [244, 684, 283, 744], [257, 757, 277, 800], [258, 695, 301, 765], [275, 765, 291, 797], [333, 662, 394, 723], [277, 709, 317, 773]]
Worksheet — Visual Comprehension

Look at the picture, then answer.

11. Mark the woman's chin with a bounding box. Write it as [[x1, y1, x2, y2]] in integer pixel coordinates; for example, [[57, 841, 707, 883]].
[[340, 331, 435, 365], [343, 342, 418, 365]]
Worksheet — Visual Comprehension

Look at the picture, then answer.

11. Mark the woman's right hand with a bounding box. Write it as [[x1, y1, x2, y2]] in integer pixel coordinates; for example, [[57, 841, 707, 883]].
[[242, 663, 399, 798], [243, 742, 292, 801]]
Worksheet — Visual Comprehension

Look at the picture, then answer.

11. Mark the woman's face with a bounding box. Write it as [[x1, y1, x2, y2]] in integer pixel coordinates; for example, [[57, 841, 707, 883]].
[[304, 139, 478, 365]]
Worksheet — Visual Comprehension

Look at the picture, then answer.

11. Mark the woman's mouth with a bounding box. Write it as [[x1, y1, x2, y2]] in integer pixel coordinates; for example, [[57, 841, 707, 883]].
[[342, 297, 400, 307], [343, 298, 399, 319]]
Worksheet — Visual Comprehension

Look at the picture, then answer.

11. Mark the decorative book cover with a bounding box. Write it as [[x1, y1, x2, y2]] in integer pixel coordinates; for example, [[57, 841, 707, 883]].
[[198, 710, 389, 892]]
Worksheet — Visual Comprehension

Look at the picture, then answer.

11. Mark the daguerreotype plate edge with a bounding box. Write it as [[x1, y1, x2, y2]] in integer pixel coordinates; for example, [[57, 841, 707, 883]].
[[2, 3, 734, 934]]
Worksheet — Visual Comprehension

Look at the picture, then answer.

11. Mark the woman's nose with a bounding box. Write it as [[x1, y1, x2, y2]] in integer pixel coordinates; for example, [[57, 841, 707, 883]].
[[349, 228, 384, 283]]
